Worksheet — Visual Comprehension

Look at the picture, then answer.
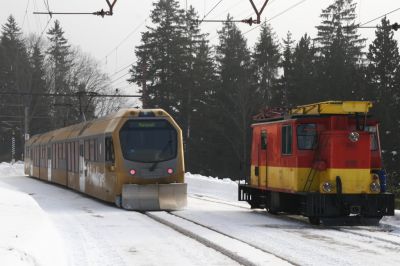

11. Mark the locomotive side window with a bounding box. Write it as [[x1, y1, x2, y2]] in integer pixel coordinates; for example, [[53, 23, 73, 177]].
[[261, 130, 267, 150], [281, 125, 292, 155], [365, 126, 378, 151], [297, 124, 317, 150]]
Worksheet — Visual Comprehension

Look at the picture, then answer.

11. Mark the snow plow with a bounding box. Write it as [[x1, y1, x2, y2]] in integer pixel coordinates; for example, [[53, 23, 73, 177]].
[[121, 183, 187, 210]]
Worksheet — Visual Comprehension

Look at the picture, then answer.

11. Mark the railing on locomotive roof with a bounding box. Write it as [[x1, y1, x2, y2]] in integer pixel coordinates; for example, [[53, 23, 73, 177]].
[[290, 101, 373, 116], [253, 107, 287, 122]]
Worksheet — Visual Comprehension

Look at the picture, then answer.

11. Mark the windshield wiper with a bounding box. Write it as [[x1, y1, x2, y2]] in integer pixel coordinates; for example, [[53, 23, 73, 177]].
[[149, 140, 172, 172]]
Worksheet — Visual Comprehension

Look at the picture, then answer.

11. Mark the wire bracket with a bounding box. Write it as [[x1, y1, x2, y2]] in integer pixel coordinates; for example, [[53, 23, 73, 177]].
[[246, 0, 270, 25], [33, 0, 118, 17]]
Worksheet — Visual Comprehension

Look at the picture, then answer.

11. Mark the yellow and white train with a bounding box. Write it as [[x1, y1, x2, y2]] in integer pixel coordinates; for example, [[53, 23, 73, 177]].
[[24, 108, 187, 210]]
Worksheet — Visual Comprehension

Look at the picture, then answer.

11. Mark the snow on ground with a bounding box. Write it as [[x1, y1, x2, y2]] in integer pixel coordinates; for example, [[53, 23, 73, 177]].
[[1, 162, 400, 266], [185, 172, 400, 228], [0, 161, 24, 176], [0, 186, 67, 266], [0, 162, 238, 266]]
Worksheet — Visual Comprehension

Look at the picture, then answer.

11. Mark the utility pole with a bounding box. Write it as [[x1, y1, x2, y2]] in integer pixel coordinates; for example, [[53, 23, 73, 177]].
[[24, 106, 30, 141], [11, 130, 15, 164]]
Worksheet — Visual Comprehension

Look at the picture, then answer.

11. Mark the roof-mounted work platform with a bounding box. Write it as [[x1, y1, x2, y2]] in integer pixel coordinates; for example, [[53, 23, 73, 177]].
[[290, 101, 372, 116]]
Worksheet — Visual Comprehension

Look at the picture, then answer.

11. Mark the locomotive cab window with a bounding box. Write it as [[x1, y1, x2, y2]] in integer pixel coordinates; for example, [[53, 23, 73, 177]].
[[281, 125, 292, 155], [119, 120, 177, 163], [261, 130, 267, 150], [105, 137, 115, 163], [297, 124, 317, 150]]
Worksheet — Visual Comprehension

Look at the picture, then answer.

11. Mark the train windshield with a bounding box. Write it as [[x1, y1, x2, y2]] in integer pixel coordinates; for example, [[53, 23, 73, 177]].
[[119, 120, 177, 163]]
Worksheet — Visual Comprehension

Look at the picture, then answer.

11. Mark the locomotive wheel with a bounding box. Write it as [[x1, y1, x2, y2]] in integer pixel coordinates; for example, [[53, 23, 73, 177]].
[[267, 208, 278, 215], [308, 216, 321, 225], [249, 200, 259, 209]]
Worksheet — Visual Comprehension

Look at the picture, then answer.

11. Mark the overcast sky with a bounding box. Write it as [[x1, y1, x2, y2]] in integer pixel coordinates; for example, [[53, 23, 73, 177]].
[[1, 0, 400, 106]]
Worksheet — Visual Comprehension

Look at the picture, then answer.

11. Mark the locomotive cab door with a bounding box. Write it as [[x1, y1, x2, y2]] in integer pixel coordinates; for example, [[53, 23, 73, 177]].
[[259, 129, 268, 187]]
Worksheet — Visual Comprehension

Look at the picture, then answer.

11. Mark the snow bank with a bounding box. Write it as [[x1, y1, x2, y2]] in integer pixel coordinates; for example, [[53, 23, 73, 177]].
[[0, 186, 68, 266], [185, 172, 239, 202], [0, 162, 24, 177]]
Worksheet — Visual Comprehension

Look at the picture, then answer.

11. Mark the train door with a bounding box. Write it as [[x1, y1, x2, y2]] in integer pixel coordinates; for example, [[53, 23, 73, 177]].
[[79, 141, 85, 192], [38, 146, 41, 178], [47, 146, 51, 181], [66, 142, 69, 187], [259, 129, 268, 187]]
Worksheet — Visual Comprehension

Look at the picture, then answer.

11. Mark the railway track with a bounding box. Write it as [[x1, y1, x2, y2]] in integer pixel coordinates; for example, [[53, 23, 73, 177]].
[[189, 194, 400, 249], [145, 210, 294, 266]]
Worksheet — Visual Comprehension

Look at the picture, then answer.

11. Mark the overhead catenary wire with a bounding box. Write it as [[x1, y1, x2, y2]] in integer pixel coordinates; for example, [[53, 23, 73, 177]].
[[242, 0, 307, 36], [33, 0, 118, 17], [109, 62, 134, 78], [32, 0, 44, 33], [102, 18, 147, 81], [110, 72, 130, 85], [360, 6, 400, 26], [37, 0, 52, 39], [199, 0, 224, 24], [22, 0, 31, 28], [0, 92, 141, 98]]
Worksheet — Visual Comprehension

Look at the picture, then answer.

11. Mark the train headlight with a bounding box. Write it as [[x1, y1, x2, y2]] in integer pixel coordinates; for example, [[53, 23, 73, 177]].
[[167, 168, 174, 174], [348, 131, 360, 142], [371, 173, 379, 181], [322, 182, 333, 193], [370, 182, 380, 193], [130, 169, 136, 176]]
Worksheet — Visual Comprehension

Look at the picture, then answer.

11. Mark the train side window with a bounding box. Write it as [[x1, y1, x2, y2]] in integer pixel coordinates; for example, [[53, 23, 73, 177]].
[[68, 143, 72, 171], [94, 139, 97, 161], [84, 140, 90, 160], [98, 140, 102, 160], [89, 139, 94, 161], [281, 125, 292, 155], [297, 124, 317, 150], [105, 137, 115, 163], [75, 142, 79, 172], [261, 130, 267, 150]]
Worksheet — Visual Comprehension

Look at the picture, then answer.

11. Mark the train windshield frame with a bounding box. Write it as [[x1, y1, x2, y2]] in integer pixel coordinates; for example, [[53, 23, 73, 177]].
[[119, 119, 178, 163]]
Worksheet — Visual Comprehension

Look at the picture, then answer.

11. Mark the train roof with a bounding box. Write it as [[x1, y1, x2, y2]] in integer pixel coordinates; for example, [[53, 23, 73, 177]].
[[26, 108, 170, 146], [252, 101, 373, 124]]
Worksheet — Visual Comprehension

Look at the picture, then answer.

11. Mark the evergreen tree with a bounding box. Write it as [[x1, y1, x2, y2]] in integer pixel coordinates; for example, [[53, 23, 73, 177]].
[[46, 20, 73, 127], [290, 34, 318, 105], [28, 41, 52, 134], [252, 23, 280, 105], [315, 0, 365, 100], [0, 15, 30, 160], [181, 7, 217, 173], [213, 16, 256, 178], [187, 38, 217, 174], [367, 17, 400, 188], [129, 0, 186, 116], [274, 31, 295, 107], [129, 1, 215, 173]]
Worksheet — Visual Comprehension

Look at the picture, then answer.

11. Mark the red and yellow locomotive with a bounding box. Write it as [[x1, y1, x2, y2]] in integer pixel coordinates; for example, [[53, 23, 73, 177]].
[[239, 101, 395, 225]]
